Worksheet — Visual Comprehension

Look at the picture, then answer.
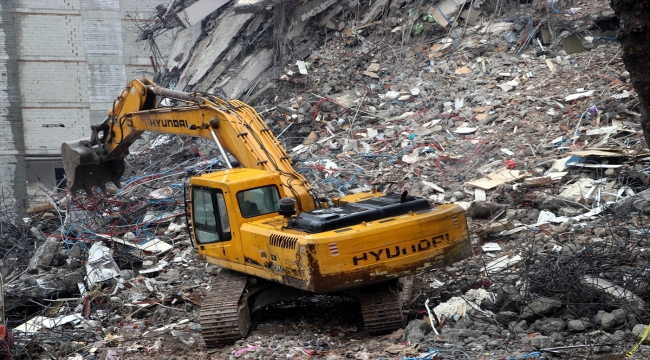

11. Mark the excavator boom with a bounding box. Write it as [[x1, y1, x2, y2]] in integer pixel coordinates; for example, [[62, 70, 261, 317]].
[[62, 79, 317, 211]]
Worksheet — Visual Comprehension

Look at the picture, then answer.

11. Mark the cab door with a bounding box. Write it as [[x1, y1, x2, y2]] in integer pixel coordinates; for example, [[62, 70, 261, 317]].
[[191, 186, 244, 266]]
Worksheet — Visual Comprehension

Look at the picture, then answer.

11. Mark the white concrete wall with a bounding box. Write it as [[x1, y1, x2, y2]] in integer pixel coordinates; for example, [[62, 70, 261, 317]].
[[0, 0, 173, 206], [0, 0, 28, 208]]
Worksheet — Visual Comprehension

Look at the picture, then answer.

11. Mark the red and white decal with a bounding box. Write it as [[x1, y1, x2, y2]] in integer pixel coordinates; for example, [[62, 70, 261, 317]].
[[452, 215, 459, 226], [328, 243, 339, 256]]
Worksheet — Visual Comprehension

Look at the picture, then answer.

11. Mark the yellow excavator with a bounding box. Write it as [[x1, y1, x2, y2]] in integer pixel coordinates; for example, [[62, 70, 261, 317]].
[[61, 79, 471, 347]]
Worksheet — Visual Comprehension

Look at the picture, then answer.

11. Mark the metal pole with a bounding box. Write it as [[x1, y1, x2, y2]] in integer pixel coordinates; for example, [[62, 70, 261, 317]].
[[209, 129, 232, 169], [148, 86, 202, 103]]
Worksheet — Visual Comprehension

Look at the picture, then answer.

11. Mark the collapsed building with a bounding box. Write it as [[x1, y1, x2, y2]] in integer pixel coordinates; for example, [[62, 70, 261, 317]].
[[2, 0, 650, 358]]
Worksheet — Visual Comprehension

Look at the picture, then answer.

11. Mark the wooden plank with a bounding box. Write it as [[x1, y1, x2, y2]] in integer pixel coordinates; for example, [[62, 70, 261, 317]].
[[467, 167, 530, 190]]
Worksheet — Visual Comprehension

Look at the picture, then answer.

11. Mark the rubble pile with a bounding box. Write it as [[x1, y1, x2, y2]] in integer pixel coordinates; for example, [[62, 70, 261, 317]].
[[3, 0, 650, 358]]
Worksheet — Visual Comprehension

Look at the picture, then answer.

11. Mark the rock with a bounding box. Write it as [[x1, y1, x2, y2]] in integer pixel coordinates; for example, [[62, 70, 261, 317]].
[[466, 201, 506, 219], [402, 319, 427, 344], [593, 310, 607, 325], [567, 319, 586, 332], [615, 188, 650, 215], [601, 309, 626, 328], [120, 269, 135, 280], [143, 256, 158, 265], [28, 239, 66, 270], [521, 297, 563, 319], [440, 328, 484, 339], [54, 271, 84, 293], [159, 269, 181, 283], [632, 324, 650, 344], [529, 335, 554, 348], [532, 318, 566, 335], [559, 207, 580, 217], [325, 355, 345, 360], [549, 332, 564, 343], [496, 311, 519, 324], [612, 330, 626, 342], [23, 277, 38, 286], [452, 191, 465, 200], [537, 193, 575, 211], [593, 227, 608, 237]]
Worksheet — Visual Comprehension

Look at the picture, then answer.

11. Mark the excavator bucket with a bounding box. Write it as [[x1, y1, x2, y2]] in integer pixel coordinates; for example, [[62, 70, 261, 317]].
[[61, 139, 125, 195]]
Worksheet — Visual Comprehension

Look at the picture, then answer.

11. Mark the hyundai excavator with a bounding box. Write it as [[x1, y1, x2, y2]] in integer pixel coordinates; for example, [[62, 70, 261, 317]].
[[61, 78, 471, 348]]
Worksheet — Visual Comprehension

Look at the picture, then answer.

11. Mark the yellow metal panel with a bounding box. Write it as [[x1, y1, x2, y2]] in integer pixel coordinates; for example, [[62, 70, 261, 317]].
[[335, 190, 385, 205], [235, 204, 470, 293], [192, 169, 286, 268]]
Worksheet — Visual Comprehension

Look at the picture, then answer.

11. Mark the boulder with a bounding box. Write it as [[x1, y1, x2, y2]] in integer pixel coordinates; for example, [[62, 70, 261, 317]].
[[601, 309, 626, 328], [632, 324, 650, 344], [521, 297, 563, 319], [28, 239, 67, 270], [532, 318, 566, 336]]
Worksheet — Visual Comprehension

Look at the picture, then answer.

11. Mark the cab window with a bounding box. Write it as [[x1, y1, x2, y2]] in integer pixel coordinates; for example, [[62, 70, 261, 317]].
[[192, 187, 232, 244], [236, 185, 281, 218]]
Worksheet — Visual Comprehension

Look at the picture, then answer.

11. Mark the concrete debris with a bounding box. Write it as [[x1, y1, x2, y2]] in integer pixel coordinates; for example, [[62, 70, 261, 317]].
[[178, 0, 230, 28], [3, 0, 650, 358], [85, 243, 120, 286]]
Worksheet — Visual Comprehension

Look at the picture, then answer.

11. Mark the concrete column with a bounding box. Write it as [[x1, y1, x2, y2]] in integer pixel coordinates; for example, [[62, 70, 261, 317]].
[[0, 0, 28, 213]]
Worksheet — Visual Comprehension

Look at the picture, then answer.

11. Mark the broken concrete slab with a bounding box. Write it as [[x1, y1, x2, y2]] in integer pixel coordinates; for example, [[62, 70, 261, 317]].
[[181, 12, 254, 88], [559, 178, 594, 201], [430, 0, 467, 27], [460, 8, 480, 26], [293, 0, 339, 22], [166, 22, 203, 71], [359, 0, 389, 25], [582, 276, 646, 309], [178, 0, 230, 28], [220, 49, 273, 99], [28, 239, 67, 271], [467, 167, 530, 190], [233, 0, 282, 13]]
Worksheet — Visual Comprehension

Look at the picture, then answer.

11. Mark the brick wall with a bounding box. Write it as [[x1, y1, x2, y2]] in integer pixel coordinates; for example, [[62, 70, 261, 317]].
[[0, 0, 171, 200], [23, 108, 90, 155], [13, 0, 80, 10]]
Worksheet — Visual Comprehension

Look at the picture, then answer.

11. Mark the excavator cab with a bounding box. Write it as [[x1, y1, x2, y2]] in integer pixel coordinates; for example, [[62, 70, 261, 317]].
[[188, 168, 286, 266]]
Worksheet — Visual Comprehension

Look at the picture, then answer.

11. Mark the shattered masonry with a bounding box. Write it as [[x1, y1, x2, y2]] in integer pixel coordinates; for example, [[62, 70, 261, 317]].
[[2, 0, 650, 359]]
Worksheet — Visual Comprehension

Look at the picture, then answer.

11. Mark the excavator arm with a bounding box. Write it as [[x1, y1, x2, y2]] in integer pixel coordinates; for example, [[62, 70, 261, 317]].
[[62, 79, 317, 212]]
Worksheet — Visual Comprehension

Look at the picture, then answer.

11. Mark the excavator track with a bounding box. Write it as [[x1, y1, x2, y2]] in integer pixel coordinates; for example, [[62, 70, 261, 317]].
[[359, 279, 406, 335], [200, 269, 250, 348]]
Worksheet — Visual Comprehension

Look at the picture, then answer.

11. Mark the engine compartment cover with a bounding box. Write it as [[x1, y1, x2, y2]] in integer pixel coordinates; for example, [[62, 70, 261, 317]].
[[288, 193, 432, 233]]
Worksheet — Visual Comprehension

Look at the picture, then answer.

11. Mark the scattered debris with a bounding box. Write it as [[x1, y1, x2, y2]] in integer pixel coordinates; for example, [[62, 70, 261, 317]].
[[2, 0, 649, 359]]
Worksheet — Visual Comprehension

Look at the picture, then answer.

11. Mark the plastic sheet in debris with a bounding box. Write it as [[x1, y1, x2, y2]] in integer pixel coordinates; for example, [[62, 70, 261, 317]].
[[13, 313, 85, 335], [484, 255, 523, 275], [147, 187, 174, 199], [86, 243, 120, 286], [96, 234, 172, 258], [13, 316, 48, 335], [139, 260, 169, 274], [433, 289, 495, 319], [481, 242, 502, 252]]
